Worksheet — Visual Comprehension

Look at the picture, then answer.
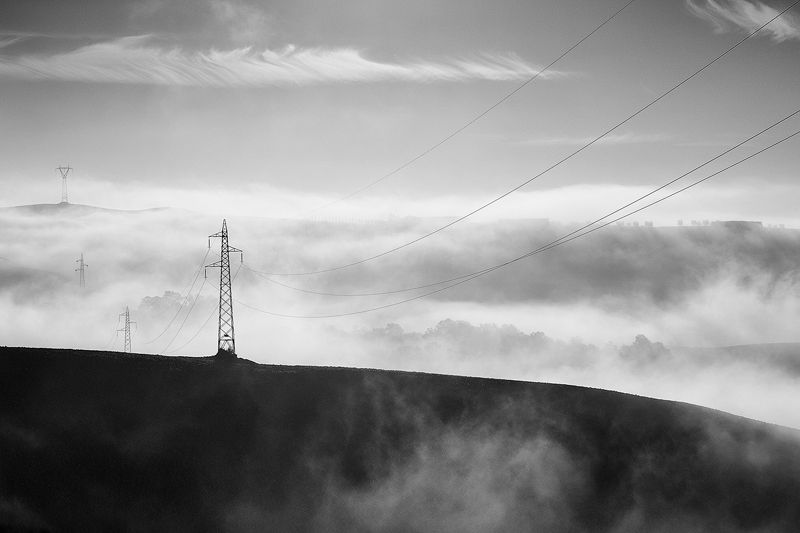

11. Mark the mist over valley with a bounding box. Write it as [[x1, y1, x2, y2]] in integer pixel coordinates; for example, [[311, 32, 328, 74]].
[[2, 203, 799, 429]]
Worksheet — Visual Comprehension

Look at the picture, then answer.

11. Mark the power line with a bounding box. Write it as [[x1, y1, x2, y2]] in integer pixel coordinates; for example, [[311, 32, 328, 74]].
[[512, 130, 800, 264], [164, 303, 220, 355], [150, 249, 211, 318], [231, 125, 800, 319], [164, 263, 242, 355], [242, 262, 475, 297], [245, 107, 800, 298], [260, 0, 800, 277], [139, 256, 207, 345], [99, 329, 118, 351], [291, 0, 640, 219], [160, 278, 208, 354]]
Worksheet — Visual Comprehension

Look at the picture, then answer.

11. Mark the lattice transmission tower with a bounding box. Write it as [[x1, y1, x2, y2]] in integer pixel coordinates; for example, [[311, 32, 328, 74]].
[[75, 253, 88, 289], [206, 219, 243, 359], [57, 166, 72, 204], [118, 306, 136, 353]]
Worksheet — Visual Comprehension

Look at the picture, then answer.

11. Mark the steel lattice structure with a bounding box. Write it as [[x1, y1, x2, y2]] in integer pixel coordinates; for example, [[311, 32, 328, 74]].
[[206, 220, 242, 358], [57, 166, 71, 203], [118, 306, 136, 353], [75, 252, 88, 289]]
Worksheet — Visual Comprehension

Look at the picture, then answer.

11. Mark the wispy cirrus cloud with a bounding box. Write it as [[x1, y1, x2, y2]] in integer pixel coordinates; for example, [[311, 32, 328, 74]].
[[0, 35, 28, 49], [0, 35, 563, 86], [686, 0, 800, 41], [515, 132, 670, 147]]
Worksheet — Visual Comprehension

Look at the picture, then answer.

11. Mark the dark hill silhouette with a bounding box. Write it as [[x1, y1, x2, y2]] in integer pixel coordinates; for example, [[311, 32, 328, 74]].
[[1, 346, 799, 532]]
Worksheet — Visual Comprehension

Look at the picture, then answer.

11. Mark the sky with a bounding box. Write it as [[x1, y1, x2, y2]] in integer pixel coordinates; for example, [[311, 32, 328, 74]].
[[0, 0, 799, 221], [2, 0, 800, 427]]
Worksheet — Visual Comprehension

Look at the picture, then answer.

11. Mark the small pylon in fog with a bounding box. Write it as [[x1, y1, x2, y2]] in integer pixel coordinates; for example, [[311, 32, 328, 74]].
[[118, 307, 137, 353], [76, 253, 88, 289]]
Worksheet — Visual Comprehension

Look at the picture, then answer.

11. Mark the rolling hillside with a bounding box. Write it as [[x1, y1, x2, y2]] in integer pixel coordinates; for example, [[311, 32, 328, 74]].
[[1, 346, 799, 532]]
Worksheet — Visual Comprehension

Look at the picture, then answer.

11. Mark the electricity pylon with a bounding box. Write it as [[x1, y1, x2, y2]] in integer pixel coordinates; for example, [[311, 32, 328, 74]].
[[118, 306, 136, 353], [57, 166, 72, 204], [206, 219, 242, 359], [75, 253, 88, 289]]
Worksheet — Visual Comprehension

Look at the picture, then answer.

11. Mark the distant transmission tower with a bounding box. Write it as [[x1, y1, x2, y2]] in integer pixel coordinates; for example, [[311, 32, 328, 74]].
[[118, 306, 137, 353], [206, 219, 243, 359], [75, 252, 88, 289], [57, 166, 72, 204]]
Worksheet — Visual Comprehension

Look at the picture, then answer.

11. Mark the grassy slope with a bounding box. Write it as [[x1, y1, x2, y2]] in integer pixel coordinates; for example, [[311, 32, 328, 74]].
[[1, 346, 799, 533]]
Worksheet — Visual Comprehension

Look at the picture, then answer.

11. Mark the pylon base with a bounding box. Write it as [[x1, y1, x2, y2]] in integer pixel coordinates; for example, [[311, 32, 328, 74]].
[[215, 348, 237, 360]]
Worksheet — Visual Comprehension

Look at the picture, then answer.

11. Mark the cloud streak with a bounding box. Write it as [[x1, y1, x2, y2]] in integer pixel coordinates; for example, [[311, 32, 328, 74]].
[[0, 35, 561, 86], [686, 0, 800, 41], [0, 35, 27, 49]]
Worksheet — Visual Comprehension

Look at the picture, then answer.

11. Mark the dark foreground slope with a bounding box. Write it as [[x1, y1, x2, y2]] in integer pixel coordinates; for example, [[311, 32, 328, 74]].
[[1, 347, 799, 533]]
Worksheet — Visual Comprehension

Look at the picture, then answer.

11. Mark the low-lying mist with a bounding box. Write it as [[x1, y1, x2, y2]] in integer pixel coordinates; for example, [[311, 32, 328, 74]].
[[287, 320, 799, 430], [2, 203, 799, 427]]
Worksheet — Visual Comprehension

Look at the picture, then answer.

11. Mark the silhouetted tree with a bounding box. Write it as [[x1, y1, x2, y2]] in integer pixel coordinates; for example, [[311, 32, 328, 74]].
[[619, 334, 671, 364]]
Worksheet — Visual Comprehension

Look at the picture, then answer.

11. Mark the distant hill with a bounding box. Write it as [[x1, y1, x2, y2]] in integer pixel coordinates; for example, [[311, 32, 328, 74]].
[[673, 342, 800, 376], [0, 203, 176, 216], [1, 346, 799, 532]]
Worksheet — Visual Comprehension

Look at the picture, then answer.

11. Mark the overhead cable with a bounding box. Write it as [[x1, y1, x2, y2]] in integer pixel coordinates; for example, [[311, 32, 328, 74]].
[[139, 254, 207, 345], [290, 0, 640, 219], [260, 0, 800, 277], [99, 330, 118, 351], [163, 263, 242, 355], [150, 249, 211, 318], [242, 262, 475, 296], [164, 303, 220, 355], [247, 107, 800, 297], [234, 126, 800, 318], [160, 278, 208, 354]]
